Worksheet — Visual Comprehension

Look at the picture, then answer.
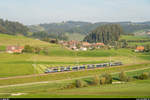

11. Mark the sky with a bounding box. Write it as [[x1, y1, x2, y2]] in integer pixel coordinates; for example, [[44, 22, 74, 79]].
[[0, 0, 150, 25]]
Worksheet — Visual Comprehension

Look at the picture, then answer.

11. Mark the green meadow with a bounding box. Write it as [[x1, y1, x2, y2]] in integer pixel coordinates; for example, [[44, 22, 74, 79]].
[[0, 33, 150, 98], [0, 67, 150, 98]]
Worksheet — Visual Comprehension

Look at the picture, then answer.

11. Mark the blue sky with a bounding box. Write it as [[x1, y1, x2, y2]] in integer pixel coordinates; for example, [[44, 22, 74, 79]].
[[0, 0, 150, 25]]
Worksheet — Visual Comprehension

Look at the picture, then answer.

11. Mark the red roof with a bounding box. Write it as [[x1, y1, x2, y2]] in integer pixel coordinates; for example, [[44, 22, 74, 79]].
[[6, 46, 24, 53], [95, 43, 104, 46], [82, 42, 91, 46], [136, 46, 144, 51]]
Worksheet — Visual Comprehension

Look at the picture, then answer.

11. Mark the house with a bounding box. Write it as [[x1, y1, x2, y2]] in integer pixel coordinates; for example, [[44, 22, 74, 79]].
[[82, 42, 91, 47], [70, 45, 77, 50], [93, 43, 105, 48], [80, 47, 87, 51], [146, 30, 150, 35], [6, 46, 24, 53], [135, 46, 144, 52]]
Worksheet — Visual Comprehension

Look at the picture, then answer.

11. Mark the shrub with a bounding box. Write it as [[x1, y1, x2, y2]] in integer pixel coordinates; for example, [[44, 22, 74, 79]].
[[102, 73, 112, 84], [119, 71, 128, 82], [100, 77, 106, 85], [66, 83, 76, 89], [23, 45, 34, 53], [92, 75, 100, 85], [138, 72, 149, 80], [60, 83, 76, 90], [75, 79, 84, 88], [126, 76, 133, 82]]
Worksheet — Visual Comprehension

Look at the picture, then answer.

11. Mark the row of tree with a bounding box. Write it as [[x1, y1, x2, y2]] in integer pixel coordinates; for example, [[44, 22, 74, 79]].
[[83, 24, 123, 44], [31, 31, 68, 41], [61, 71, 150, 90]]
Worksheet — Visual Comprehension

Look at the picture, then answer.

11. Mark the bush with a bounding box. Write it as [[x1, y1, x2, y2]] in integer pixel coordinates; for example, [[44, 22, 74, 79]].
[[23, 45, 34, 53], [100, 77, 106, 85], [119, 71, 128, 82], [102, 73, 112, 84], [75, 79, 84, 88], [126, 76, 134, 82], [60, 83, 76, 90], [66, 83, 76, 89], [92, 75, 100, 85], [138, 72, 149, 80]]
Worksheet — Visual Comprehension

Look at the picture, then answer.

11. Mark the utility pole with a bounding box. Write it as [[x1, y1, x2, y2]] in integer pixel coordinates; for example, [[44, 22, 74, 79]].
[[33, 54, 37, 76], [109, 56, 111, 66], [134, 55, 136, 64]]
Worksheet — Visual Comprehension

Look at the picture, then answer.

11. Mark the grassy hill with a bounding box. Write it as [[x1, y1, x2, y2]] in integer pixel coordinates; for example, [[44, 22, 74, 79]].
[[0, 33, 58, 47], [120, 35, 150, 40], [120, 35, 150, 46], [0, 33, 150, 78], [65, 33, 86, 41], [1, 66, 150, 98], [0, 34, 150, 98]]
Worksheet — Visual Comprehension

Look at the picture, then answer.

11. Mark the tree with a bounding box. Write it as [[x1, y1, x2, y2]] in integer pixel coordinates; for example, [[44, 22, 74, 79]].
[[100, 77, 106, 85], [43, 47, 49, 55], [34, 47, 41, 54], [119, 71, 128, 81], [121, 39, 128, 48], [138, 72, 149, 80], [0, 18, 28, 36], [75, 79, 84, 88], [23, 45, 34, 53], [83, 24, 123, 45], [102, 73, 112, 84], [92, 75, 100, 85]]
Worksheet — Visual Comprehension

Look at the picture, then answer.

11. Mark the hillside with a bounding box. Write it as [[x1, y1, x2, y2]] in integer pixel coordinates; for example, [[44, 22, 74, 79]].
[[0, 33, 57, 47], [28, 21, 150, 36], [0, 18, 28, 36]]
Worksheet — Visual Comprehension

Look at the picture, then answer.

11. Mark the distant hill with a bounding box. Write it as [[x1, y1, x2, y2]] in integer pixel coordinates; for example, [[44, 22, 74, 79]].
[[28, 21, 150, 36]]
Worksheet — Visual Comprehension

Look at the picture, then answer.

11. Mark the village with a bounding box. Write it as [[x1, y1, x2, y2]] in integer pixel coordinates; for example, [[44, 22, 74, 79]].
[[1, 40, 145, 54], [59, 40, 105, 51]]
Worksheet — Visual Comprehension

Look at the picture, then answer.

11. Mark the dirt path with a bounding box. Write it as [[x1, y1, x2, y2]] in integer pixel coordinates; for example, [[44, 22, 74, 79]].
[[0, 66, 150, 89]]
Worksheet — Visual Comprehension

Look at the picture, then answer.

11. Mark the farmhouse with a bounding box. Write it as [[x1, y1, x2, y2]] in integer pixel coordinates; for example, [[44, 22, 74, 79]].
[[6, 46, 24, 53], [146, 30, 150, 35], [80, 47, 87, 51], [82, 42, 91, 47], [93, 43, 105, 48], [135, 46, 144, 52]]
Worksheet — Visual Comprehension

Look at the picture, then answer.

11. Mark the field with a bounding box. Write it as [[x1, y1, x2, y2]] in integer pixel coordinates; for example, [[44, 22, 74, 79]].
[[0, 67, 150, 98], [120, 35, 150, 46], [0, 33, 150, 98], [65, 33, 86, 41], [120, 35, 150, 40]]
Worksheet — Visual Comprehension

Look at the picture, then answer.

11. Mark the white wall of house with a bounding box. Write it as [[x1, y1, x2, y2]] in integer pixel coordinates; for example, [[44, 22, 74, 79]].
[[6, 51, 13, 53], [80, 47, 87, 51]]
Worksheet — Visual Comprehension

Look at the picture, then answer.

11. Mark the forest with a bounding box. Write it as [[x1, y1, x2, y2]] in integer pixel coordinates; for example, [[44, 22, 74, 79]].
[[0, 18, 29, 36], [83, 24, 123, 44]]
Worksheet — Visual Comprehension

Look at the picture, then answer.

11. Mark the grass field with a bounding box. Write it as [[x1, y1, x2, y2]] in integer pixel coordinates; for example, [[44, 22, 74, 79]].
[[65, 33, 86, 41], [0, 49, 148, 78], [0, 33, 150, 98], [120, 35, 150, 40], [0, 62, 150, 86], [0, 67, 150, 98], [120, 35, 150, 46]]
